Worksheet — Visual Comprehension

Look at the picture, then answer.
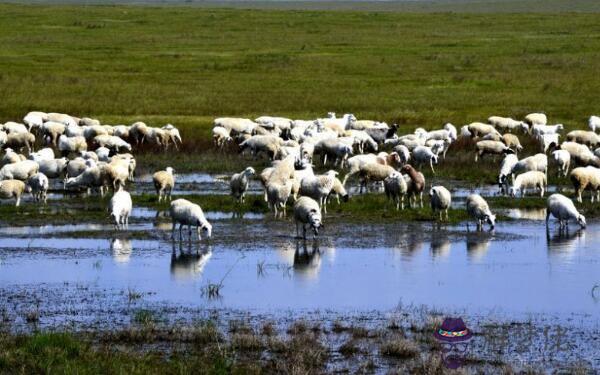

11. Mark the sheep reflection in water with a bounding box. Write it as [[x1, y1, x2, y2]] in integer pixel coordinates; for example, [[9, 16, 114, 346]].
[[466, 232, 492, 260], [293, 239, 321, 280], [170, 240, 212, 280], [546, 226, 585, 256], [111, 237, 132, 264]]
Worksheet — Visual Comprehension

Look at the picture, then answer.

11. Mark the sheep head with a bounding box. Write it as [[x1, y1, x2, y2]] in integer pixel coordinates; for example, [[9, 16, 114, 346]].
[[578, 214, 587, 228], [485, 213, 496, 229]]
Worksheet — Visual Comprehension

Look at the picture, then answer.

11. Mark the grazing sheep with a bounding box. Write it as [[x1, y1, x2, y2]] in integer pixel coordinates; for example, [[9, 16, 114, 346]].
[[532, 123, 564, 138], [23, 111, 47, 130], [539, 133, 560, 153], [230, 167, 255, 203], [411, 145, 439, 173], [546, 193, 586, 228], [389, 135, 425, 151], [153, 167, 175, 202], [25, 173, 49, 204], [65, 124, 84, 138], [475, 140, 515, 162], [346, 129, 378, 153], [94, 135, 132, 153], [384, 171, 407, 210], [38, 158, 68, 179], [299, 170, 337, 213], [79, 117, 100, 126], [214, 117, 257, 135], [109, 189, 132, 229], [65, 166, 107, 196], [79, 150, 99, 162], [66, 158, 92, 179], [95, 147, 111, 162], [327, 176, 349, 205], [342, 152, 400, 186], [401, 164, 425, 208], [169, 199, 212, 240], [393, 145, 411, 165], [569, 166, 600, 203], [58, 135, 87, 156], [501, 133, 523, 153], [0, 160, 39, 181], [83, 125, 109, 141], [47, 113, 77, 127], [444, 123, 458, 140], [511, 153, 548, 178], [356, 163, 396, 194], [104, 159, 130, 190], [293, 196, 322, 239], [481, 132, 502, 142], [4, 132, 35, 153], [41, 121, 66, 146], [524, 113, 547, 126], [1, 148, 26, 167], [162, 124, 182, 149], [111, 153, 136, 181], [509, 171, 547, 197], [565, 130, 600, 147], [552, 150, 571, 178], [239, 135, 282, 160], [430, 186, 451, 221], [267, 181, 293, 217], [113, 125, 130, 140], [212, 126, 232, 150], [129, 121, 149, 144], [467, 122, 501, 138], [498, 154, 519, 194], [2, 122, 29, 134], [0, 179, 26, 206], [589, 115, 600, 133], [28, 148, 54, 162], [558, 142, 600, 167], [488, 116, 527, 133], [466, 194, 496, 231]]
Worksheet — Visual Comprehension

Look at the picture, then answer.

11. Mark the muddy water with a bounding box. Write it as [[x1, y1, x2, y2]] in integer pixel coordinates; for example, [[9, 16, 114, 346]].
[[0, 218, 598, 325]]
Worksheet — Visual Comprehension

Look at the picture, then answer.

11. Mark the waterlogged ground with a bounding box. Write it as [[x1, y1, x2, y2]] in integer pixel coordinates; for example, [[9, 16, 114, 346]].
[[1, 173, 599, 370]]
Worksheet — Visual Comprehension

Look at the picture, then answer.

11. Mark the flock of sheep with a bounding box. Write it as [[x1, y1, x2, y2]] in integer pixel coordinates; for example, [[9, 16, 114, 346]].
[[0, 110, 595, 241], [214, 112, 594, 235]]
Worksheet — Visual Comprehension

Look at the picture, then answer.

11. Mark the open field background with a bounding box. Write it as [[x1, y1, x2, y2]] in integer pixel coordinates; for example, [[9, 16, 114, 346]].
[[2, 4, 600, 177]]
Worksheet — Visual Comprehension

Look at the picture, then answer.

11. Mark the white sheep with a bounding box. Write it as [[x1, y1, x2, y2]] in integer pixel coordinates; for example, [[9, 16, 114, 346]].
[[2, 122, 29, 134], [383, 171, 407, 210], [46, 113, 77, 127], [1, 148, 25, 167], [104, 159, 130, 190], [23, 111, 47, 130], [569, 166, 600, 203], [474, 140, 515, 162], [466, 194, 496, 231], [511, 153, 548, 178], [532, 123, 563, 138], [28, 147, 55, 162], [25, 173, 49, 204], [293, 196, 322, 239], [94, 135, 132, 153], [153, 167, 175, 202], [559, 142, 600, 167], [488, 116, 527, 133], [443, 123, 457, 140], [4, 132, 35, 153], [0, 160, 39, 181], [393, 145, 411, 165], [565, 130, 600, 147], [539, 133, 560, 153], [239, 135, 282, 160], [509, 171, 547, 197], [38, 158, 68, 179], [65, 166, 107, 196], [411, 145, 439, 173], [552, 150, 571, 178], [0, 179, 26, 206], [546, 194, 586, 229], [212, 126, 232, 149], [299, 170, 337, 213], [162, 124, 182, 149], [466, 122, 501, 138], [95, 147, 111, 162], [498, 154, 519, 194], [429, 186, 451, 221], [109, 189, 132, 229], [501, 133, 523, 153], [214, 117, 257, 135], [58, 135, 87, 155], [524, 113, 547, 126], [589, 115, 600, 133], [41, 121, 66, 146], [356, 163, 396, 194], [230, 167, 255, 203], [169, 199, 212, 240], [267, 181, 293, 217]]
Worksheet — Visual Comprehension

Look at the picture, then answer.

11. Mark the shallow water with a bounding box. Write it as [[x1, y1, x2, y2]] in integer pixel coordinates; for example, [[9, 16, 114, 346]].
[[1, 219, 598, 325]]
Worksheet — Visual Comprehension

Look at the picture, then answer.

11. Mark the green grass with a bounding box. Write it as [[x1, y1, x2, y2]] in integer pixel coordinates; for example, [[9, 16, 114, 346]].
[[1, 4, 600, 134]]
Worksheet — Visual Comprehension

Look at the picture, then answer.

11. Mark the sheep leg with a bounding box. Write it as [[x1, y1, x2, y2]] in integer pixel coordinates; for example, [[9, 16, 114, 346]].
[[545, 211, 551, 227], [419, 192, 423, 208], [430, 159, 435, 174], [296, 221, 300, 238], [179, 223, 184, 240], [400, 196, 404, 210], [302, 224, 307, 239]]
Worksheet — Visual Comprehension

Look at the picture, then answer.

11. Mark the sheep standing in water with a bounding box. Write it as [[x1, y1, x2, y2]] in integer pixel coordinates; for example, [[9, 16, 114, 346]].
[[153, 167, 175, 203], [169, 199, 212, 240], [230, 167, 255, 203], [466, 194, 496, 231], [293, 196, 322, 239], [109, 188, 132, 230], [546, 193, 586, 229], [26, 173, 49, 204], [0, 179, 26, 206], [430, 186, 451, 221]]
